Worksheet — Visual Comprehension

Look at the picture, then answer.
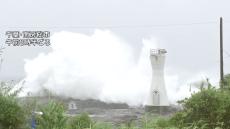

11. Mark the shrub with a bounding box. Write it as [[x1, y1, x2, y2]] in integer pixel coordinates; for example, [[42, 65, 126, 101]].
[[171, 81, 230, 129], [155, 117, 171, 128], [36, 101, 67, 129], [92, 122, 113, 129], [141, 114, 175, 129], [223, 74, 230, 89], [0, 82, 26, 129], [68, 112, 93, 129]]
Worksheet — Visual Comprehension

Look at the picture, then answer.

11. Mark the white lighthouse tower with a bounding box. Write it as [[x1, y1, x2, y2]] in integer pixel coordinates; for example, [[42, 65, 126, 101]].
[[146, 49, 169, 107]]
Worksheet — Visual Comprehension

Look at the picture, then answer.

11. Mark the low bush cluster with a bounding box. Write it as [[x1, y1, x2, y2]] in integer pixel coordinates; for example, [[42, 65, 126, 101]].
[[1, 74, 230, 129], [171, 78, 230, 129], [0, 82, 27, 129]]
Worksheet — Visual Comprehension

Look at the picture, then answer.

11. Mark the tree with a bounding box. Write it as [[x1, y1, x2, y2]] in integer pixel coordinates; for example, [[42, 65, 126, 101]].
[[171, 80, 230, 129], [0, 82, 26, 129]]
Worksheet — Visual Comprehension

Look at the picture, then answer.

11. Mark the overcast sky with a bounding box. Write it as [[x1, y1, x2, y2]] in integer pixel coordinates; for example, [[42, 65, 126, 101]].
[[0, 0, 230, 85]]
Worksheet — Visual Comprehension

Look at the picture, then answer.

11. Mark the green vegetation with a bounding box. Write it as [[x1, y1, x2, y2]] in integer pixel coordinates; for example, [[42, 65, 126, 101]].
[[0, 74, 230, 129], [68, 112, 93, 129], [223, 74, 230, 88], [0, 82, 27, 129], [170, 79, 230, 129], [36, 101, 67, 129]]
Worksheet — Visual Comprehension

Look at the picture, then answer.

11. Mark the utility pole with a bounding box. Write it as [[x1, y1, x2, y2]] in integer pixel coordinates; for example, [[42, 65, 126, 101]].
[[220, 17, 224, 88]]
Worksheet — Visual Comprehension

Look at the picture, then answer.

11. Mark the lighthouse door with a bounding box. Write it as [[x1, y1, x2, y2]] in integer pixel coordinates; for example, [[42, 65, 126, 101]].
[[153, 90, 160, 106]]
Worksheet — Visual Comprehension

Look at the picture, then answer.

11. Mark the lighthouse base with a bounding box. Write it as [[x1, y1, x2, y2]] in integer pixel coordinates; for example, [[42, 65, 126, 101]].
[[144, 105, 170, 115]]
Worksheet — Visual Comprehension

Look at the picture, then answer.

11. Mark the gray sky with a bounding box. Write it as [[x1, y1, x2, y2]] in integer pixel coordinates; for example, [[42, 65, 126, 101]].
[[0, 0, 230, 85]]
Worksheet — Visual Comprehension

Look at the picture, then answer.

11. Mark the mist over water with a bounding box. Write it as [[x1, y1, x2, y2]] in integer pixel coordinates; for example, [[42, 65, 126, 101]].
[[19, 30, 197, 106]]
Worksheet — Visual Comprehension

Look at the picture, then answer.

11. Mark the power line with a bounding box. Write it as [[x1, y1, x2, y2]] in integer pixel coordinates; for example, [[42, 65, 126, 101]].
[[0, 21, 218, 29]]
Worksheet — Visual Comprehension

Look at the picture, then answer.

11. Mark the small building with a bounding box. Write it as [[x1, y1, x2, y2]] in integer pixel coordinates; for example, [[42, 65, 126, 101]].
[[68, 101, 77, 110]]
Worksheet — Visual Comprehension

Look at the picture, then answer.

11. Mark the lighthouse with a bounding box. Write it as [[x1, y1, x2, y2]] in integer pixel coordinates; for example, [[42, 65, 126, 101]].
[[146, 49, 169, 107]]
